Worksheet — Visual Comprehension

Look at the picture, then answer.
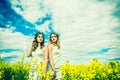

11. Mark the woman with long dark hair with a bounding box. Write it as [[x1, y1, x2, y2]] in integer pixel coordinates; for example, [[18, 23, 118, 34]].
[[26, 32, 48, 80]]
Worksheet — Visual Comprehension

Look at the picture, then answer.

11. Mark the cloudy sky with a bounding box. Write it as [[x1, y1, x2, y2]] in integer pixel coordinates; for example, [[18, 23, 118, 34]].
[[0, 0, 120, 64]]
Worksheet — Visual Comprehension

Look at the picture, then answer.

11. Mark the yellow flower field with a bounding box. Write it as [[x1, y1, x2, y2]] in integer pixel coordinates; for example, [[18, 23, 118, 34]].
[[0, 59, 120, 80], [61, 59, 120, 80]]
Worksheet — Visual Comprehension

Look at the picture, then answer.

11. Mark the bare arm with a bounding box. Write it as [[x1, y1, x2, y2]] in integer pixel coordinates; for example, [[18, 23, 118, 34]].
[[44, 46, 48, 72], [48, 45, 56, 72], [26, 45, 32, 57]]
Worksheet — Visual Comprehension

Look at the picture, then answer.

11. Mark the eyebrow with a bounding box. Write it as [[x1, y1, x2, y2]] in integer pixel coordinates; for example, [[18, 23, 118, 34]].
[[38, 35, 43, 37], [51, 35, 57, 37]]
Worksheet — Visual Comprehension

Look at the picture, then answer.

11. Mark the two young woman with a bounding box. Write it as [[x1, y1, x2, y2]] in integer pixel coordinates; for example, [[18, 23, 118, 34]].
[[26, 32, 61, 80]]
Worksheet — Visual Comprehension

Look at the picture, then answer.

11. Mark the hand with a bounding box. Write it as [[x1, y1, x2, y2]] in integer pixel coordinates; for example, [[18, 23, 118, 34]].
[[32, 41, 37, 47], [52, 71, 56, 77]]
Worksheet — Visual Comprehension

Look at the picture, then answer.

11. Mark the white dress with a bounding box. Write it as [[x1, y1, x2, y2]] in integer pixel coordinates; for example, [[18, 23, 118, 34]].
[[29, 47, 44, 80], [52, 46, 62, 79]]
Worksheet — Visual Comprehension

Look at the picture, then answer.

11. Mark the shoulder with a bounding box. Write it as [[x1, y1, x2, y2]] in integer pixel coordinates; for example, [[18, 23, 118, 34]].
[[47, 44, 53, 49]]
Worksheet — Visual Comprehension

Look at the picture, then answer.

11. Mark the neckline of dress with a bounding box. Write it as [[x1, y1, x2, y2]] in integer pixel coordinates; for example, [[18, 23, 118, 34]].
[[53, 45, 57, 48]]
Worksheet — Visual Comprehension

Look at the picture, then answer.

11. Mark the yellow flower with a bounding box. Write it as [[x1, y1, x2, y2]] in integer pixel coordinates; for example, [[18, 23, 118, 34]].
[[108, 69, 113, 74], [32, 59, 38, 64]]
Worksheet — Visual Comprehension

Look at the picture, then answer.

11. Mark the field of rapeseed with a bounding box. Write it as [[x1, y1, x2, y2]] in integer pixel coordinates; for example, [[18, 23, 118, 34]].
[[61, 59, 120, 80], [0, 59, 120, 80]]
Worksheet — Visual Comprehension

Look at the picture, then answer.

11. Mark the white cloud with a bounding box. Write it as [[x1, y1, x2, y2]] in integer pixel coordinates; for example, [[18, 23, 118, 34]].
[[42, 0, 120, 54], [0, 28, 33, 50], [35, 21, 51, 33], [62, 52, 120, 64], [11, 0, 49, 23], [0, 51, 25, 63]]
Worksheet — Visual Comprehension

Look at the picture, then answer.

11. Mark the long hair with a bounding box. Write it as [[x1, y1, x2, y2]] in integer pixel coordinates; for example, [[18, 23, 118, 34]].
[[32, 32, 45, 51], [49, 33, 60, 49]]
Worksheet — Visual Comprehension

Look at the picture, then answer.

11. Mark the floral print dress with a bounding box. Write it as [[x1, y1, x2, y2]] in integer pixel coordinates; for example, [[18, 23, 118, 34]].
[[29, 48, 44, 80]]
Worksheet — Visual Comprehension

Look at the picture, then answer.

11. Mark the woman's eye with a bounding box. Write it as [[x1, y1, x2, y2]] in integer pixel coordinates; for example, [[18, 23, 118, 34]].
[[38, 36, 43, 38], [51, 36, 57, 38]]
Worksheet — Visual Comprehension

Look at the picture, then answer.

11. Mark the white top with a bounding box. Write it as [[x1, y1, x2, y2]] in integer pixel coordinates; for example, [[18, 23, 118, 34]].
[[52, 46, 61, 68], [32, 47, 44, 63]]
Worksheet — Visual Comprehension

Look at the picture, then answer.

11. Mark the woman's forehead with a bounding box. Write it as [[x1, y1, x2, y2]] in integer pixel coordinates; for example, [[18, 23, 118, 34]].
[[51, 34, 56, 36], [38, 34, 43, 36]]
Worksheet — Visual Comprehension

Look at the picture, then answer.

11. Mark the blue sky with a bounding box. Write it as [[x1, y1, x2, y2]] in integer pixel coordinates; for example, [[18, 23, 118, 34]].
[[0, 0, 120, 64]]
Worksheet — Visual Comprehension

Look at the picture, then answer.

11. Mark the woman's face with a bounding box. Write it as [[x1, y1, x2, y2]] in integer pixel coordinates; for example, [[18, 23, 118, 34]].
[[37, 34, 44, 43], [50, 34, 58, 43]]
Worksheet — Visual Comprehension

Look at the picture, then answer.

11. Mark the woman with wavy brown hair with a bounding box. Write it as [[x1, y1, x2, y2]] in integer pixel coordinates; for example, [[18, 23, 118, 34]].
[[26, 32, 48, 80]]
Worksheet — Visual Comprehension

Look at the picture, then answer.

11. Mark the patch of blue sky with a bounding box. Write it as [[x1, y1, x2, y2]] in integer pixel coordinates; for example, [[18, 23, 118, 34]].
[[48, 21, 54, 33], [113, 3, 120, 19], [14, 21, 37, 36], [0, 0, 28, 27], [97, 0, 120, 19], [0, 0, 53, 36], [15, 4, 24, 11], [0, 24, 6, 28], [35, 13, 52, 25], [88, 48, 111, 55], [0, 0, 10, 9], [0, 49, 24, 53], [34, 13, 53, 40], [109, 58, 120, 61], [3, 56, 18, 61], [39, 2, 44, 10], [0, 0, 15, 28]]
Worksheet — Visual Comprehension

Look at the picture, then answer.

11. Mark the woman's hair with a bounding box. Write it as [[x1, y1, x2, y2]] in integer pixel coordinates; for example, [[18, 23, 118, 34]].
[[32, 32, 45, 51], [49, 33, 60, 49]]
